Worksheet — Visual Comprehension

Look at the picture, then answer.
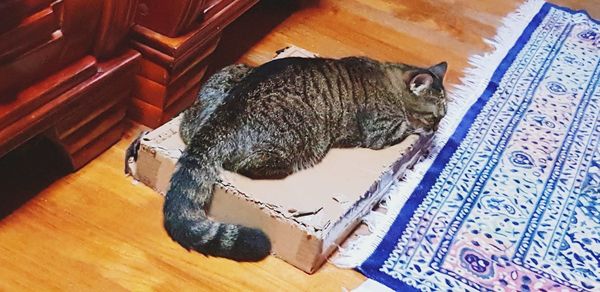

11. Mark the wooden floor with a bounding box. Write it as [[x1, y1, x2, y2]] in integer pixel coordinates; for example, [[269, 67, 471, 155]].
[[1, 1, 598, 291]]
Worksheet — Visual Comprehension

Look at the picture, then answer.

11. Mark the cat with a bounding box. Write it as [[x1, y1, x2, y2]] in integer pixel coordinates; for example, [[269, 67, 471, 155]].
[[165, 56, 448, 261]]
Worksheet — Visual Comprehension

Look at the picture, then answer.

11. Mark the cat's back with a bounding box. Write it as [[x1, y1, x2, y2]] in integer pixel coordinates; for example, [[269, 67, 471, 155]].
[[232, 56, 385, 96], [242, 57, 334, 83]]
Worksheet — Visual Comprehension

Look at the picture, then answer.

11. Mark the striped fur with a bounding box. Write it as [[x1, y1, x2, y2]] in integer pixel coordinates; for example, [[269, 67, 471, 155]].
[[166, 57, 448, 261]]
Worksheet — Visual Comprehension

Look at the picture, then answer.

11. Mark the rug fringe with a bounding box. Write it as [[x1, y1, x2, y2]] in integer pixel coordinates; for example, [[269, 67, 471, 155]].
[[331, 0, 546, 268]]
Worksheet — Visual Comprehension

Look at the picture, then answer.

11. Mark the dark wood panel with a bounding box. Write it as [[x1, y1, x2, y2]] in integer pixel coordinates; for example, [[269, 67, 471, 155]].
[[134, 61, 208, 108], [0, 50, 139, 158], [203, 0, 235, 20], [0, 6, 60, 63], [0, 0, 55, 34], [135, 34, 220, 84], [0, 31, 65, 96], [59, 102, 127, 154], [132, 0, 257, 57], [68, 120, 125, 169], [93, 0, 139, 59], [53, 83, 130, 139], [128, 97, 163, 128], [163, 82, 203, 121], [135, 0, 206, 37], [129, 76, 204, 128], [131, 32, 220, 73], [0, 56, 97, 130]]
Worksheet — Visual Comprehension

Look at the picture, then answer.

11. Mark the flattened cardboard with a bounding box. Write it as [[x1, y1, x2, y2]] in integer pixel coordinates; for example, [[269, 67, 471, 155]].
[[132, 115, 430, 273], [130, 47, 432, 273]]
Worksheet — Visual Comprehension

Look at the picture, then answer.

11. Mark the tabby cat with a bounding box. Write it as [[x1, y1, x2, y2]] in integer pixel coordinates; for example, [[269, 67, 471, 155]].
[[165, 56, 448, 261]]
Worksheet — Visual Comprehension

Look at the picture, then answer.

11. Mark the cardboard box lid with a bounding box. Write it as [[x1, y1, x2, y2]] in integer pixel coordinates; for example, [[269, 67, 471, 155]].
[[129, 46, 432, 273], [132, 114, 429, 272]]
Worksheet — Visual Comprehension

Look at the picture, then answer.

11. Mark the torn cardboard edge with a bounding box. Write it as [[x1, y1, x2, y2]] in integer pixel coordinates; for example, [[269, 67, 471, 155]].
[[129, 46, 433, 273]]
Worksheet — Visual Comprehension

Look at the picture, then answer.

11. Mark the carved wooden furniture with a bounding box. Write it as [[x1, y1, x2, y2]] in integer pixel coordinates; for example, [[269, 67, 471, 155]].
[[135, 0, 207, 37], [1, 0, 259, 168], [0, 0, 139, 170], [129, 0, 258, 128]]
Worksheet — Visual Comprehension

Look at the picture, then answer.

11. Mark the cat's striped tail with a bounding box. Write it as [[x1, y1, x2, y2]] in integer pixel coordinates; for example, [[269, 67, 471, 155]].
[[163, 150, 271, 261]]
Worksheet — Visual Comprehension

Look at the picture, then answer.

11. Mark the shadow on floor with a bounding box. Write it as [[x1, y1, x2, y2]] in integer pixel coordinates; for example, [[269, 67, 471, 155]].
[[0, 137, 70, 220], [209, 0, 318, 71]]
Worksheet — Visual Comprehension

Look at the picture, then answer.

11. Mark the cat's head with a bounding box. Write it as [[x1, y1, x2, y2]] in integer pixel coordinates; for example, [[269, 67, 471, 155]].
[[403, 62, 448, 129]]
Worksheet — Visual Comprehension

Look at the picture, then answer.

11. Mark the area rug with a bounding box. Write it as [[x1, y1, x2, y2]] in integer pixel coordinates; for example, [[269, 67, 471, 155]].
[[334, 1, 600, 291]]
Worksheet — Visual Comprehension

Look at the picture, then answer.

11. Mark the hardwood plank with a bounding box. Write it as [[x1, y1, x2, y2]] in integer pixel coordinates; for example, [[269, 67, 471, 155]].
[[0, 0, 597, 291]]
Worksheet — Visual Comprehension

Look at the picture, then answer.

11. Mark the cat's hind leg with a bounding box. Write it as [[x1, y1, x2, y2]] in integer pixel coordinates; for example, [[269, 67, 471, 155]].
[[231, 151, 295, 180], [180, 64, 254, 144], [358, 111, 413, 150], [230, 143, 330, 180]]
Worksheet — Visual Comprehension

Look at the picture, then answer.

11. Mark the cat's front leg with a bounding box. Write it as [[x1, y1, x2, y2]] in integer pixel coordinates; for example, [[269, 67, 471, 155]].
[[358, 111, 412, 150]]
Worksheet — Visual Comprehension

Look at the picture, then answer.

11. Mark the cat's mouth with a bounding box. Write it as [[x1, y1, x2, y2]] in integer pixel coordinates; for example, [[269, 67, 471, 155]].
[[436, 99, 448, 119], [411, 100, 446, 121]]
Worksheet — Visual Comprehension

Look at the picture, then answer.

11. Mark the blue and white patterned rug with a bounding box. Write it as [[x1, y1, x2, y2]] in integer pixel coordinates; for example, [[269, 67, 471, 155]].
[[336, 1, 600, 291]]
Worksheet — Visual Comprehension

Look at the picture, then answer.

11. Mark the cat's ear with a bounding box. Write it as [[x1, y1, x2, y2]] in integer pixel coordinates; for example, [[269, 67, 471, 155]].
[[429, 62, 448, 80], [409, 73, 434, 96]]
